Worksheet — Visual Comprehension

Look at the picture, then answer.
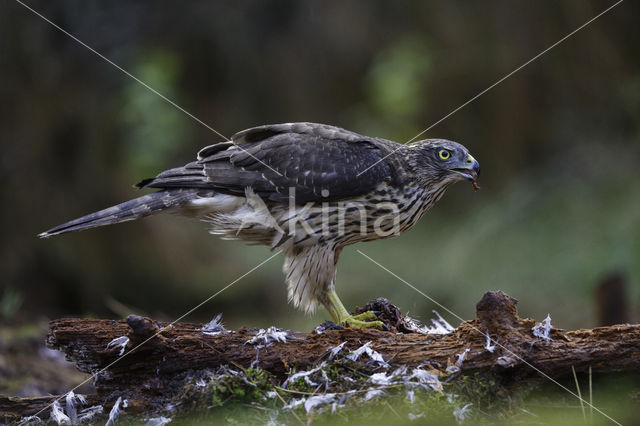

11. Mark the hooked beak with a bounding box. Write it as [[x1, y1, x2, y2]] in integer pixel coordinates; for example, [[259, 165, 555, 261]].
[[449, 154, 480, 190]]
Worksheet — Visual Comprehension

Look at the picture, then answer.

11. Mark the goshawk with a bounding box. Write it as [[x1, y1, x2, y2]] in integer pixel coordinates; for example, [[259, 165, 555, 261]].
[[40, 122, 480, 328]]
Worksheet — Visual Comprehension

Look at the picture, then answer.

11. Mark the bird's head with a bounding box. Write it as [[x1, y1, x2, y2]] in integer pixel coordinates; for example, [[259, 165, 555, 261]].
[[408, 139, 480, 191]]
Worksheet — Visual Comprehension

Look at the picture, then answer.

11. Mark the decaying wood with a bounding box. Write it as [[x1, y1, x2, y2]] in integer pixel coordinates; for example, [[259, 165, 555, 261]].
[[3, 291, 640, 421]]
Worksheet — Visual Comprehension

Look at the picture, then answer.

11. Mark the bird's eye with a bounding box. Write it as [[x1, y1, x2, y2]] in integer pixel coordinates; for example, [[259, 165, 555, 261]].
[[438, 149, 451, 160]]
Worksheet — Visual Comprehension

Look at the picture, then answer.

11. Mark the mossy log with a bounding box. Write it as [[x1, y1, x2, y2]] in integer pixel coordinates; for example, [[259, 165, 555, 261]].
[[3, 291, 640, 421]]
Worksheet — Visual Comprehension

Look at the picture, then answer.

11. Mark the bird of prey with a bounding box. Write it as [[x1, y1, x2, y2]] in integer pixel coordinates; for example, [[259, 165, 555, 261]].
[[40, 122, 480, 328]]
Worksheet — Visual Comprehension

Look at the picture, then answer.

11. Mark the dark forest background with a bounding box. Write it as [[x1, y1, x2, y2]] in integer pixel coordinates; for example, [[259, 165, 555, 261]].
[[1, 0, 639, 333]]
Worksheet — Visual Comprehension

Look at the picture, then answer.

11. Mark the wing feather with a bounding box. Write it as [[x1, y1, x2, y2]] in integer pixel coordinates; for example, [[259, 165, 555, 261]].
[[137, 122, 396, 203]]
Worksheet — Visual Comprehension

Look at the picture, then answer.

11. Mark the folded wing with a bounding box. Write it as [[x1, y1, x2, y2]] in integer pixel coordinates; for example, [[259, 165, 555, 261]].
[[136, 122, 395, 203]]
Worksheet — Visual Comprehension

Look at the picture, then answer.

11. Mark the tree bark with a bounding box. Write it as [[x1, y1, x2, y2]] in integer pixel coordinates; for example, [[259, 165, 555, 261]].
[[3, 291, 639, 422]]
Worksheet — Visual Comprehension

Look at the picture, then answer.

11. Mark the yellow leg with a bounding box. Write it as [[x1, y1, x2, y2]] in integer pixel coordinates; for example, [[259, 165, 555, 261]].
[[323, 289, 384, 329]]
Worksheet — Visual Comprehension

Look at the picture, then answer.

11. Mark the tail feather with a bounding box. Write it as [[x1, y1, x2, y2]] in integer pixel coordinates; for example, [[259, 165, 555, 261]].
[[39, 189, 199, 238]]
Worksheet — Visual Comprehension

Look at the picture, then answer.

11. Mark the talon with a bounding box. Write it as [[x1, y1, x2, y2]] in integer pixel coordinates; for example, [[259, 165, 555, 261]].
[[344, 317, 385, 330], [349, 311, 379, 322], [322, 291, 386, 330]]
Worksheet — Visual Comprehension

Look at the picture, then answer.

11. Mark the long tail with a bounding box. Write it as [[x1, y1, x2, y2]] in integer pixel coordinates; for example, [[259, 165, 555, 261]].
[[39, 189, 199, 238]]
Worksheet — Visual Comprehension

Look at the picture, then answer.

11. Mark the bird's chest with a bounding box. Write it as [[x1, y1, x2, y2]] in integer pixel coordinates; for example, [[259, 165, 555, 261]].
[[268, 184, 441, 247], [324, 185, 435, 244]]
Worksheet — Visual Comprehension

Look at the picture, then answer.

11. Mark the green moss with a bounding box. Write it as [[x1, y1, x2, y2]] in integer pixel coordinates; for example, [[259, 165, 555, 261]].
[[209, 367, 276, 407], [287, 377, 314, 393], [452, 371, 516, 411], [324, 363, 342, 381], [164, 365, 640, 426]]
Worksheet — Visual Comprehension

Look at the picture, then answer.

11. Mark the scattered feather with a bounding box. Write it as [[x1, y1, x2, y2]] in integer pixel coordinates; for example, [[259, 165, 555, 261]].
[[330, 391, 356, 413], [106, 336, 130, 356], [532, 314, 553, 341], [303, 375, 318, 387], [408, 412, 425, 420], [410, 368, 443, 392], [50, 401, 71, 425], [17, 415, 44, 425], [485, 331, 498, 353], [145, 416, 172, 426], [250, 350, 261, 369], [346, 341, 370, 361], [65, 391, 80, 424], [304, 393, 336, 413], [392, 365, 409, 378], [328, 342, 346, 360], [364, 389, 385, 401], [406, 390, 415, 403], [456, 348, 471, 366], [346, 341, 389, 366], [403, 310, 455, 334], [370, 371, 394, 386], [336, 390, 357, 412], [283, 398, 305, 410], [283, 362, 326, 388], [431, 310, 456, 332], [77, 405, 103, 422], [453, 403, 473, 424], [105, 397, 125, 426], [47, 391, 102, 425], [49, 391, 98, 426], [366, 349, 388, 366], [446, 365, 461, 375], [246, 326, 288, 346], [202, 313, 230, 336], [365, 365, 442, 392]]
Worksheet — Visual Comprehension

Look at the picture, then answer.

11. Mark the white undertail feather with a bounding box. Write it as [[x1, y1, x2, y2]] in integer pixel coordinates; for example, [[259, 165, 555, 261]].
[[201, 188, 284, 245], [183, 193, 245, 217], [283, 245, 337, 313]]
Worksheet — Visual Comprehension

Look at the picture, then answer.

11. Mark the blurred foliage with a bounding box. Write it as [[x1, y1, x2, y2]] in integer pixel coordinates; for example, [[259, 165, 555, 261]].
[[353, 35, 433, 139], [0, 288, 23, 320], [0, 0, 638, 336], [119, 50, 191, 179]]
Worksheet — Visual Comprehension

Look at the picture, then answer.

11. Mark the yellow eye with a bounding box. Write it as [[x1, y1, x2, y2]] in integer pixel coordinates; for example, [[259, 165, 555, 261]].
[[438, 149, 451, 160]]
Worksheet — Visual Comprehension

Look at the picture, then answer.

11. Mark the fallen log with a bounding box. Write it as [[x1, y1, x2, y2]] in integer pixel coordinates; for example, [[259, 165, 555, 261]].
[[3, 291, 639, 422]]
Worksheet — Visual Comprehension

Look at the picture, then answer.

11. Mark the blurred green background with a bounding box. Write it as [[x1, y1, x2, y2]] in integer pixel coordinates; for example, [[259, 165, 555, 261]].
[[1, 0, 639, 333]]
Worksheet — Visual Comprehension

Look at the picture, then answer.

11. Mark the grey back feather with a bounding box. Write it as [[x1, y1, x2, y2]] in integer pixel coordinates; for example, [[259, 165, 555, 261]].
[[137, 122, 399, 203]]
